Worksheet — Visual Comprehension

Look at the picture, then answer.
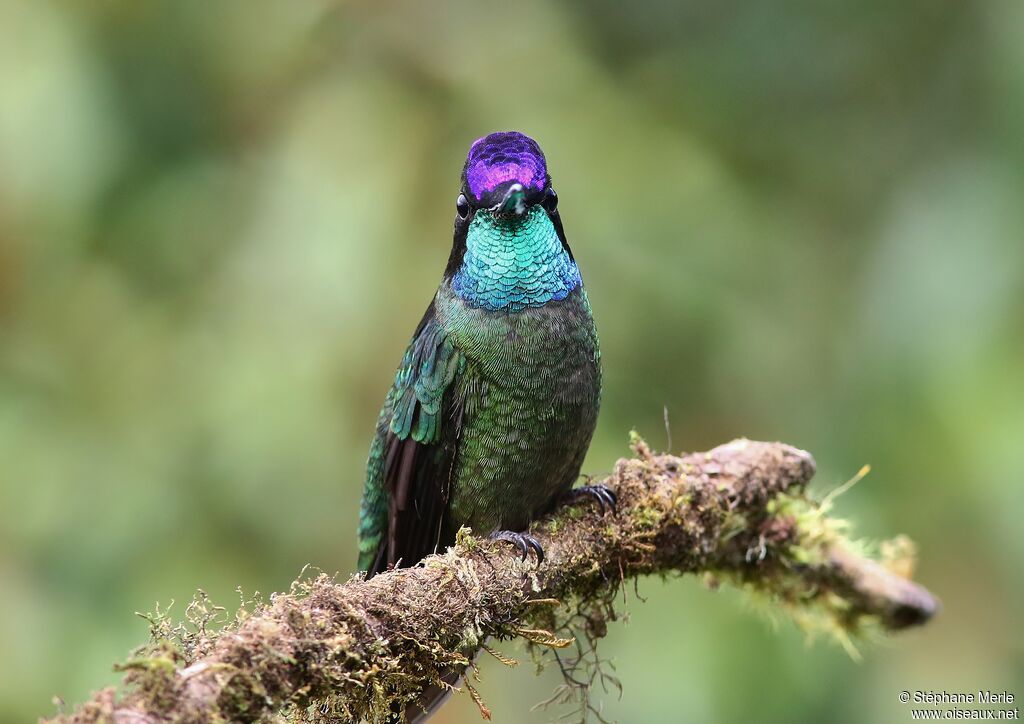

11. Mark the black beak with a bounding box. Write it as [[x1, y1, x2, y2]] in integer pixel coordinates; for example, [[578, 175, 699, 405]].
[[490, 183, 527, 215]]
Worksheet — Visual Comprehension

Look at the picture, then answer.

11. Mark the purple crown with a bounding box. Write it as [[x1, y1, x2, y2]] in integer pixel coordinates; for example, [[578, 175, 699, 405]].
[[463, 132, 547, 201]]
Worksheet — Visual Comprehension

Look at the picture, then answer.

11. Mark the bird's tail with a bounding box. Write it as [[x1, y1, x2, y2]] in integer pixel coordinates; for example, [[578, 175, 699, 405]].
[[404, 668, 464, 723], [396, 646, 479, 723]]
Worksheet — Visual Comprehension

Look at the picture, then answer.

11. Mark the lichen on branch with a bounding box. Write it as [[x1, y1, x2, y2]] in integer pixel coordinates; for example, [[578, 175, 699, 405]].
[[52, 438, 938, 723]]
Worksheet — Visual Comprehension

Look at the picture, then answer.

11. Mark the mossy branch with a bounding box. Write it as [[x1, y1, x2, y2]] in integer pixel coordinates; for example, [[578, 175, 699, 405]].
[[53, 439, 938, 723]]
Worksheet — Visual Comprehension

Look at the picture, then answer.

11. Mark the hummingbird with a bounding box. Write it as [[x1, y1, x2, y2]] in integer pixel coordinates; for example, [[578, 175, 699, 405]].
[[357, 131, 612, 581]]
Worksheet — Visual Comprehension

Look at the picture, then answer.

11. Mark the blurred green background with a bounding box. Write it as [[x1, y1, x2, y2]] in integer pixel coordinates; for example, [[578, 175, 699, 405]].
[[1, 1, 1022, 721]]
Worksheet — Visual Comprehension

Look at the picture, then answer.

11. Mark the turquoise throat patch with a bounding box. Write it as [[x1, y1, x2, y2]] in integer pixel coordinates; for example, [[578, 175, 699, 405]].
[[452, 206, 581, 312]]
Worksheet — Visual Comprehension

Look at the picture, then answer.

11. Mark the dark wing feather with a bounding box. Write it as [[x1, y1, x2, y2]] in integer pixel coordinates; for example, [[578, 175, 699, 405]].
[[358, 301, 465, 577]]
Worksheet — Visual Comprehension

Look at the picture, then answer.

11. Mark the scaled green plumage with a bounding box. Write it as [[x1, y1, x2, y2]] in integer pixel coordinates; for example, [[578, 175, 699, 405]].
[[357, 131, 601, 577]]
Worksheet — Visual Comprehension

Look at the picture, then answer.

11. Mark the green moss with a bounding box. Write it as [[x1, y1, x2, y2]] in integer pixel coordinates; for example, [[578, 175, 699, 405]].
[[632, 505, 661, 530], [720, 479, 903, 657], [114, 648, 180, 714]]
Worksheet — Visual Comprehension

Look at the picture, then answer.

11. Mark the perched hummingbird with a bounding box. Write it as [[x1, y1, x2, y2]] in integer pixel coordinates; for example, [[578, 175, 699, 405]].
[[357, 131, 611, 581]]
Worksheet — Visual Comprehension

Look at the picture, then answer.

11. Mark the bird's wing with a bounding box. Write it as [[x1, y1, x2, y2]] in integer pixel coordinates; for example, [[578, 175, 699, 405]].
[[358, 300, 466, 577]]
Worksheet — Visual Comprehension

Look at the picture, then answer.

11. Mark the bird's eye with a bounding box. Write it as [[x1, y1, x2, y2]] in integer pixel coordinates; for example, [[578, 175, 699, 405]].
[[456, 193, 470, 219], [543, 188, 558, 212]]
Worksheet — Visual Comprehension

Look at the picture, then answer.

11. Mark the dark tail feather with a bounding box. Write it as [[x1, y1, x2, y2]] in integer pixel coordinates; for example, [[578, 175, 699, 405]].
[[404, 667, 464, 723], [388, 647, 480, 722], [380, 667, 462, 723]]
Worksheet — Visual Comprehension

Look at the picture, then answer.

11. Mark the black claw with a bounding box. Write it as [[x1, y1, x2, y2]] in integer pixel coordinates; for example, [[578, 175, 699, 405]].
[[563, 484, 618, 515], [526, 536, 545, 564], [490, 530, 545, 564], [597, 487, 618, 512]]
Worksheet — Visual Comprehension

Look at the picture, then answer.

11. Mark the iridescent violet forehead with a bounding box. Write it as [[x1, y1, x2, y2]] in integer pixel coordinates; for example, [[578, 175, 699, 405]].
[[463, 131, 547, 201]]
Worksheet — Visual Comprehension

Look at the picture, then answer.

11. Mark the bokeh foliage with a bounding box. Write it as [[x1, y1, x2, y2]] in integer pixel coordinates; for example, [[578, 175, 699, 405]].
[[0, 1, 1021, 722]]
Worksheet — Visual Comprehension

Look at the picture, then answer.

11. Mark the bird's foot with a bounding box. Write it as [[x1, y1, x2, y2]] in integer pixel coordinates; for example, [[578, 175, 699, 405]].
[[489, 530, 545, 564], [561, 484, 618, 515]]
